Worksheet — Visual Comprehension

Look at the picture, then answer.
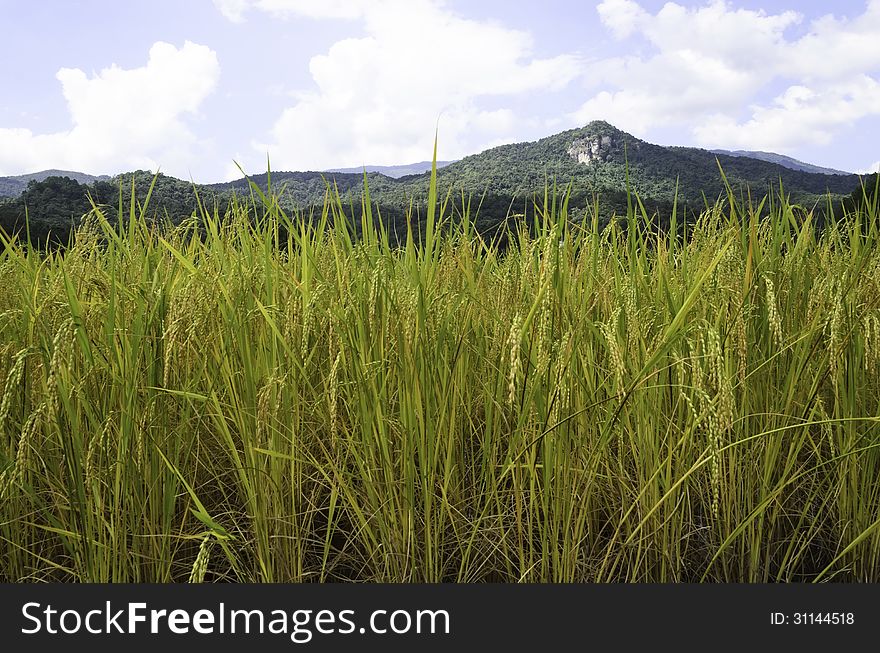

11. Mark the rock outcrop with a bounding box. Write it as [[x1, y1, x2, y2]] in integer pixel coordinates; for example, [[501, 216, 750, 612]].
[[567, 134, 615, 165]]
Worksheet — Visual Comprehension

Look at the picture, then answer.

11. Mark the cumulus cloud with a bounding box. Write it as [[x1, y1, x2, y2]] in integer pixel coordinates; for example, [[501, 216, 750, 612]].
[[573, 49, 756, 135], [694, 77, 880, 150], [0, 41, 219, 176], [222, 0, 580, 171], [857, 161, 880, 174], [782, 1, 880, 81], [574, 0, 880, 153]]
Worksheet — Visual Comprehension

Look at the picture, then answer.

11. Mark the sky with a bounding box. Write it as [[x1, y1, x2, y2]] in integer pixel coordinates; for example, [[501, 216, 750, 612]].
[[0, 0, 878, 182]]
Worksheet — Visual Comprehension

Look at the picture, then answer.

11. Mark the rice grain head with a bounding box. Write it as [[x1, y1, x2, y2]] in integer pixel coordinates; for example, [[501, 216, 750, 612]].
[[507, 313, 522, 408], [550, 331, 571, 429], [328, 352, 342, 435], [828, 284, 844, 393], [763, 276, 783, 350], [46, 320, 75, 420], [188, 535, 212, 583], [1, 405, 43, 499], [601, 308, 625, 390], [0, 349, 28, 432]]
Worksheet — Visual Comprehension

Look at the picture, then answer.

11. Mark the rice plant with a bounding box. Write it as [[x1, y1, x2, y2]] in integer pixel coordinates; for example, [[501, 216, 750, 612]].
[[1, 163, 879, 582]]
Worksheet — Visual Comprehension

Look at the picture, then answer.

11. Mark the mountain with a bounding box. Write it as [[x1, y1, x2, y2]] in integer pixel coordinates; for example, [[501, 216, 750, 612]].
[[0, 170, 111, 198], [211, 121, 860, 219], [324, 160, 455, 178], [2, 121, 866, 247], [708, 149, 851, 176]]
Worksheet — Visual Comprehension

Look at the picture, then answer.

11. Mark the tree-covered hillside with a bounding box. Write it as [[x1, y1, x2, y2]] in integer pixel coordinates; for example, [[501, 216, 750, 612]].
[[0, 172, 230, 247], [210, 121, 862, 223], [0, 170, 111, 199], [1, 121, 870, 247]]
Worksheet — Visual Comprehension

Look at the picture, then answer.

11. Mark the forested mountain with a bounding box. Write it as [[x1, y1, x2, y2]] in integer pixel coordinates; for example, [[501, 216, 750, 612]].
[[0, 170, 110, 198], [708, 149, 851, 176], [0, 121, 870, 247], [210, 121, 861, 228], [430, 122, 859, 206], [0, 171, 228, 246]]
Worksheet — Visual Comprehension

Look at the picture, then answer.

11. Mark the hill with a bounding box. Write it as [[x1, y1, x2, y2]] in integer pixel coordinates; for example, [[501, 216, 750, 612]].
[[708, 149, 851, 176], [0, 171, 227, 247], [0, 169, 110, 198], [212, 121, 860, 222], [324, 160, 455, 178]]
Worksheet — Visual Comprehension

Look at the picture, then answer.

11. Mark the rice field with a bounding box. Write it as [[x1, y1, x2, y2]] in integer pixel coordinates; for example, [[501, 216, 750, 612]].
[[1, 170, 879, 582]]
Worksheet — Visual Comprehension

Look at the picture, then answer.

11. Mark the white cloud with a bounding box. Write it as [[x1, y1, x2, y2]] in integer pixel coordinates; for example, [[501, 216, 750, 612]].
[[857, 161, 880, 175], [573, 49, 756, 135], [574, 0, 880, 153], [232, 0, 580, 171], [213, 0, 368, 22], [212, 0, 250, 22], [0, 41, 219, 176], [694, 77, 880, 150], [596, 0, 649, 39], [782, 1, 880, 81], [254, 0, 368, 20]]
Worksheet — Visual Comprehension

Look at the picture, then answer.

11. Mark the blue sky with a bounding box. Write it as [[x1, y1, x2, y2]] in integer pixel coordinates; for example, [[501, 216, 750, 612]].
[[1, 0, 878, 181]]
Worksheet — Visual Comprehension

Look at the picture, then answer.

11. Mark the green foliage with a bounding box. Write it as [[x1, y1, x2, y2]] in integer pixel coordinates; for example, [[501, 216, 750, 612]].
[[206, 121, 864, 228], [0, 170, 110, 199], [0, 176, 111, 246], [0, 172, 233, 248], [848, 173, 879, 211]]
